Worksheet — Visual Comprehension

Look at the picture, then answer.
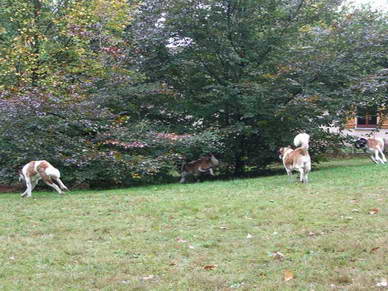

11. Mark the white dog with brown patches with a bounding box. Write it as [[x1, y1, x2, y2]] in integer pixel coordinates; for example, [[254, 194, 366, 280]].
[[354, 137, 386, 164], [19, 160, 68, 198], [278, 133, 311, 183]]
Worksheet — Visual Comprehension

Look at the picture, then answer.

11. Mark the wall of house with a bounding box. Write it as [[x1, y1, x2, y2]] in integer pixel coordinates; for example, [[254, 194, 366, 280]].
[[342, 115, 388, 139], [345, 115, 388, 129]]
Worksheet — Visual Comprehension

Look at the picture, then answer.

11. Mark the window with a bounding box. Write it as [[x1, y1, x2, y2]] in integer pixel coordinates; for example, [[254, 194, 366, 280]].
[[356, 106, 377, 128]]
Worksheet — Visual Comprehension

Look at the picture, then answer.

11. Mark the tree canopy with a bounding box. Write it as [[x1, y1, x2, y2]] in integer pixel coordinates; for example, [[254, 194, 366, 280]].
[[0, 0, 387, 186]]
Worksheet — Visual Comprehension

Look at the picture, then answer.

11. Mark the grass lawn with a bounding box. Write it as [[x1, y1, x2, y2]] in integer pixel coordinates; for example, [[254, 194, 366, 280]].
[[0, 158, 387, 290]]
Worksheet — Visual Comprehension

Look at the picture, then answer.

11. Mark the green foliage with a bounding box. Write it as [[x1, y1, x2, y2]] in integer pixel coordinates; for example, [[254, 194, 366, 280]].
[[0, 0, 387, 186], [134, 0, 387, 174], [0, 0, 139, 95]]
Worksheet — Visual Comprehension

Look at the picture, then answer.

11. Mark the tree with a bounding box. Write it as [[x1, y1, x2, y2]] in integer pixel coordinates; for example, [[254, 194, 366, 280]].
[[0, 0, 138, 93], [0, 0, 143, 186], [133, 0, 355, 174]]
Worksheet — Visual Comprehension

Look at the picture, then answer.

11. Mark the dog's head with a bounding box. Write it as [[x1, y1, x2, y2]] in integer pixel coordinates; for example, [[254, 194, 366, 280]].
[[354, 138, 368, 149], [278, 146, 291, 159], [208, 153, 219, 167], [201, 153, 219, 167]]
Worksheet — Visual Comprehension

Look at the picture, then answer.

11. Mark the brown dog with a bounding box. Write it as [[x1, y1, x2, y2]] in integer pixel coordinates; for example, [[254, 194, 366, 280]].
[[180, 154, 219, 183]]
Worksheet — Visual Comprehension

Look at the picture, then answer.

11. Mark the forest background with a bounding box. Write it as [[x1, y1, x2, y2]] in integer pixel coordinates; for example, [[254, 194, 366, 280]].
[[0, 0, 386, 187]]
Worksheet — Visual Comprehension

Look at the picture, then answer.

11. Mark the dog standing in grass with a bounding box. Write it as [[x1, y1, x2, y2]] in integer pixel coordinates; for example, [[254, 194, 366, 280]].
[[19, 160, 68, 198], [278, 133, 311, 183], [180, 154, 219, 183]]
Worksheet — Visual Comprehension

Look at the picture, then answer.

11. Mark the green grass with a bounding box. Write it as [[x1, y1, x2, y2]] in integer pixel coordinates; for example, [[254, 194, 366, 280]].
[[0, 158, 387, 290]]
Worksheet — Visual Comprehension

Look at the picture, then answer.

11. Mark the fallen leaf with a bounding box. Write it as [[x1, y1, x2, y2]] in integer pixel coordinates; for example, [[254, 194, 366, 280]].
[[141, 275, 154, 281], [169, 262, 177, 266], [284, 270, 294, 281], [246, 233, 253, 239], [176, 238, 187, 243], [272, 251, 285, 261], [370, 247, 380, 253], [369, 208, 379, 215], [351, 209, 359, 212], [203, 264, 217, 270], [376, 278, 387, 287], [188, 245, 195, 249]]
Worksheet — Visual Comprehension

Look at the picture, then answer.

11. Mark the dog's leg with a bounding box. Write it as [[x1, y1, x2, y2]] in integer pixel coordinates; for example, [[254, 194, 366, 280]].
[[305, 164, 311, 183], [370, 153, 378, 164], [54, 178, 68, 191], [286, 169, 293, 182], [378, 149, 387, 163], [180, 171, 188, 183], [21, 188, 29, 197], [298, 168, 305, 183], [303, 168, 309, 183], [25, 178, 33, 197], [374, 150, 384, 164], [209, 168, 215, 176], [30, 178, 39, 192], [44, 180, 63, 194]]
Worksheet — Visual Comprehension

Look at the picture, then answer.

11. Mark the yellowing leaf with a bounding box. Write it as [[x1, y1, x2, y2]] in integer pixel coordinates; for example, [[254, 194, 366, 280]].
[[141, 275, 154, 281], [273, 251, 285, 261], [369, 208, 379, 215], [376, 278, 387, 287], [203, 264, 217, 271], [284, 270, 294, 281]]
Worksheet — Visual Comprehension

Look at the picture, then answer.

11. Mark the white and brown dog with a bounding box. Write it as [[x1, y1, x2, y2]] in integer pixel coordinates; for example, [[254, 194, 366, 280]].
[[278, 133, 311, 183], [354, 137, 386, 164], [180, 154, 219, 183], [19, 160, 68, 198]]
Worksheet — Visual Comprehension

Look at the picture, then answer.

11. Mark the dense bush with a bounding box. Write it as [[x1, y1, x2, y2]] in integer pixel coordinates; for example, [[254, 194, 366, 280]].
[[0, 93, 225, 187]]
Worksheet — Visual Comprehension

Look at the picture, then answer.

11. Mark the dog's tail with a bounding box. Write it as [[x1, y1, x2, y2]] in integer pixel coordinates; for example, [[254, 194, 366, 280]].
[[19, 171, 25, 183], [294, 133, 310, 150], [210, 154, 219, 167]]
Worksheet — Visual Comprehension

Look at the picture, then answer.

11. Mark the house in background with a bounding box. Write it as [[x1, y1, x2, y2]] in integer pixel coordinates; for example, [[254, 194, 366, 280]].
[[343, 106, 388, 139], [326, 106, 388, 141]]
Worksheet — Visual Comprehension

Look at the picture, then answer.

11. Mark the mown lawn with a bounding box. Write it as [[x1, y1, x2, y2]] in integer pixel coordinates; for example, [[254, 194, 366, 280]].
[[0, 158, 387, 290]]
